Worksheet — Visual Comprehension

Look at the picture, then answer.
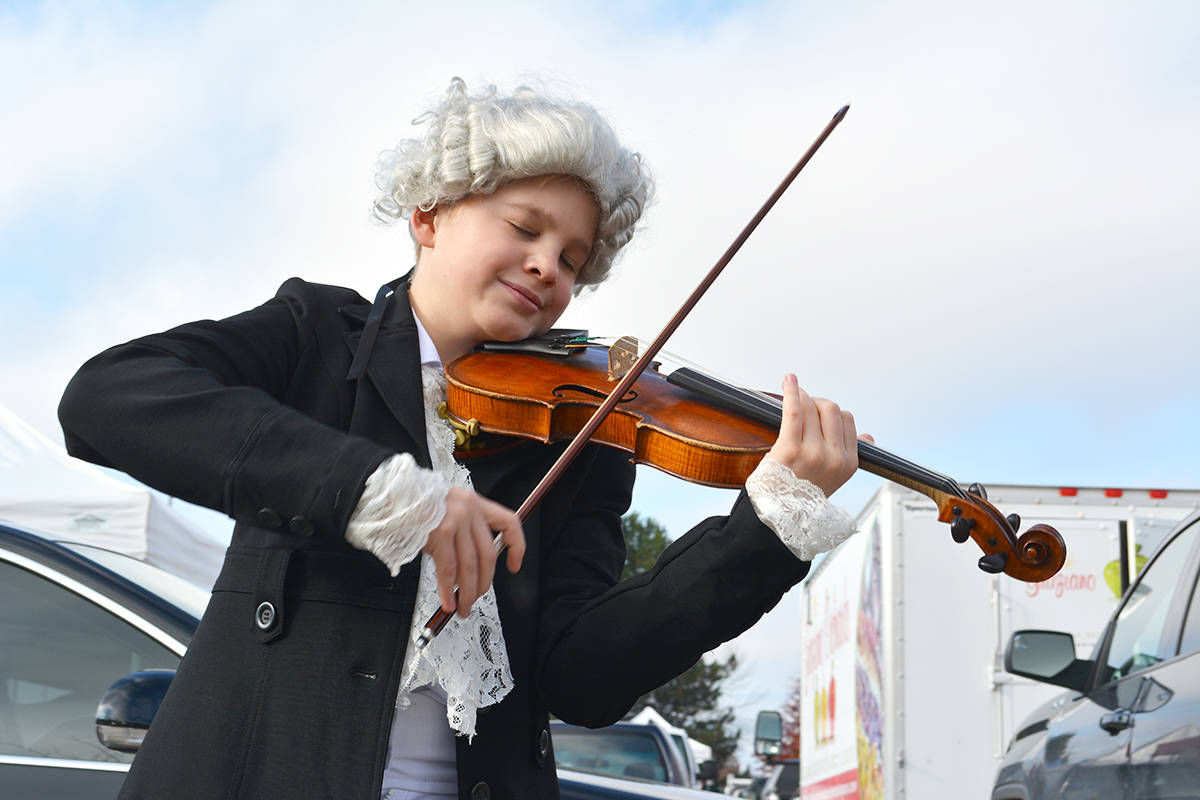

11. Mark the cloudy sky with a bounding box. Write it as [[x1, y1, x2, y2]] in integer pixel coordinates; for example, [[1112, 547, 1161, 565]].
[[3, 0, 1198, 766]]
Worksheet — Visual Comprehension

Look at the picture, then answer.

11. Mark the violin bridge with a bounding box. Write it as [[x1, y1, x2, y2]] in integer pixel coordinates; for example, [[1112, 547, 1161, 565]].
[[608, 336, 640, 381], [437, 402, 482, 449]]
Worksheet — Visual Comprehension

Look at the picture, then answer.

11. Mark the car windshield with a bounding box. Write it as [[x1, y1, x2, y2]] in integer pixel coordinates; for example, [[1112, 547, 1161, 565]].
[[1102, 521, 1199, 683], [554, 728, 670, 783], [56, 541, 211, 621]]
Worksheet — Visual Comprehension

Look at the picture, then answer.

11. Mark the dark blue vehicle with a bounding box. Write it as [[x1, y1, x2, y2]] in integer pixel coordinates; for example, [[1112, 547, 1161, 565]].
[[552, 720, 697, 787], [993, 510, 1200, 800], [0, 522, 718, 799]]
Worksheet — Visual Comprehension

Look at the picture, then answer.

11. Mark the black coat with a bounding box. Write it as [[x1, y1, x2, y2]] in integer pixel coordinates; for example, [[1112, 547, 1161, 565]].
[[58, 278, 810, 800]]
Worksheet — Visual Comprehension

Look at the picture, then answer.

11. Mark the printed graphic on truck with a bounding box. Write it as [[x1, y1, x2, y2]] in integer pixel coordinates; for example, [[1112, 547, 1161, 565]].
[[856, 517, 883, 800], [802, 510, 885, 800]]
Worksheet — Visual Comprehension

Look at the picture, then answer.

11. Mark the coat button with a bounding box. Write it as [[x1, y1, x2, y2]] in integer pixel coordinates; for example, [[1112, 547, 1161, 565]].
[[255, 601, 276, 630], [538, 728, 550, 758], [255, 508, 282, 528], [288, 515, 315, 537], [470, 781, 490, 800]]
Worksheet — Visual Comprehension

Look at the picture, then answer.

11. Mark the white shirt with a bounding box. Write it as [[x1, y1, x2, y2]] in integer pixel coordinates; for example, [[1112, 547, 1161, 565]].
[[379, 315, 463, 800]]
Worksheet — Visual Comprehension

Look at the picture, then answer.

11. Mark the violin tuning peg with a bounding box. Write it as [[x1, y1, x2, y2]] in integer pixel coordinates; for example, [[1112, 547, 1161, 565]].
[[951, 516, 975, 544], [967, 482, 988, 501], [978, 553, 1008, 574], [1006, 513, 1021, 532]]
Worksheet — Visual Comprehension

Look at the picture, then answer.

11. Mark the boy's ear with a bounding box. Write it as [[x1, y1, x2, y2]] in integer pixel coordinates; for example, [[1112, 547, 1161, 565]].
[[410, 206, 438, 247]]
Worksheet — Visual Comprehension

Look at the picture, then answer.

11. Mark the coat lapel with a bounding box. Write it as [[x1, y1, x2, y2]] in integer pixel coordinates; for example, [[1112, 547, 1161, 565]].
[[341, 278, 556, 494], [342, 284, 431, 468]]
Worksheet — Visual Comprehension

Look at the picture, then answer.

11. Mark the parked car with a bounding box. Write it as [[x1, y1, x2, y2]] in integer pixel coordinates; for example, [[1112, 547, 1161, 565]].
[[759, 758, 797, 800], [0, 522, 718, 799], [558, 768, 727, 799], [0, 522, 202, 799], [729, 774, 766, 798], [992, 510, 1200, 800], [628, 707, 713, 787], [552, 719, 717, 788]]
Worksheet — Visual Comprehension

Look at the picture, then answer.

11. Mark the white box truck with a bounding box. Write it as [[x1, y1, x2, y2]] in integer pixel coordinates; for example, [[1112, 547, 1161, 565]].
[[797, 482, 1200, 800]]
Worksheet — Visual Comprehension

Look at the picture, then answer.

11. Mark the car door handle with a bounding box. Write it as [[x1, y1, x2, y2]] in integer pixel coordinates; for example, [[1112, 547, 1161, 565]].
[[1099, 709, 1134, 734]]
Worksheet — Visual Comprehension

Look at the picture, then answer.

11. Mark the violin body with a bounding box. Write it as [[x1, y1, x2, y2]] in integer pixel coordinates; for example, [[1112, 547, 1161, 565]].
[[443, 343, 1067, 585], [444, 347, 773, 488]]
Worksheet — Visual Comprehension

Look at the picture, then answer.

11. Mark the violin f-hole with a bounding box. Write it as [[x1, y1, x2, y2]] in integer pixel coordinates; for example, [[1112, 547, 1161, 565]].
[[552, 384, 639, 403]]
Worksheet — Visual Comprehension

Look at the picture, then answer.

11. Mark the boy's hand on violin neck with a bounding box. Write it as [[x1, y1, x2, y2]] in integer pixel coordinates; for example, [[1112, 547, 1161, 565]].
[[765, 374, 870, 498], [423, 488, 526, 617]]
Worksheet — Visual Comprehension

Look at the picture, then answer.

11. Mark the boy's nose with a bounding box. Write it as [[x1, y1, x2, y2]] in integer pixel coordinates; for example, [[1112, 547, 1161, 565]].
[[524, 253, 558, 284]]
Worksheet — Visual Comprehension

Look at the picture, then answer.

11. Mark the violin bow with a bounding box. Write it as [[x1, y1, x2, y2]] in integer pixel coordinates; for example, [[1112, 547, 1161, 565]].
[[417, 106, 851, 648]]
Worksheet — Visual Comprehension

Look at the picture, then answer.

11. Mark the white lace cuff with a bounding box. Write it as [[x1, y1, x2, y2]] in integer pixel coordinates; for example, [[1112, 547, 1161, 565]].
[[345, 453, 450, 576], [746, 459, 857, 561]]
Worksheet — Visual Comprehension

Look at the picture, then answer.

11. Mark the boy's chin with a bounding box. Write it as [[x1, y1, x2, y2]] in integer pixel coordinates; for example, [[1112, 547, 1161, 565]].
[[482, 324, 537, 344], [483, 317, 553, 344]]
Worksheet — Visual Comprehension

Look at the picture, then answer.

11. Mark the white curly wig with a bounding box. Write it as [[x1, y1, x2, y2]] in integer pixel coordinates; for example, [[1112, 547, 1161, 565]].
[[373, 77, 653, 288]]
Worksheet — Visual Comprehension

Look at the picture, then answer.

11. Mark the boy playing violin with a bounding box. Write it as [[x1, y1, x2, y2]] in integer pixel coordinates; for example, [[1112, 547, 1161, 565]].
[[59, 78, 863, 800]]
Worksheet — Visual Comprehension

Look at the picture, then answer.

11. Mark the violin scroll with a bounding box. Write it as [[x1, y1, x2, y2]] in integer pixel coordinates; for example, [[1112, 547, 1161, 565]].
[[1013, 524, 1068, 581], [936, 493, 1065, 583]]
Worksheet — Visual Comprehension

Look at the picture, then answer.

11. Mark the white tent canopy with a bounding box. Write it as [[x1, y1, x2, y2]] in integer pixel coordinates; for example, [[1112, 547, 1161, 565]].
[[0, 404, 226, 589]]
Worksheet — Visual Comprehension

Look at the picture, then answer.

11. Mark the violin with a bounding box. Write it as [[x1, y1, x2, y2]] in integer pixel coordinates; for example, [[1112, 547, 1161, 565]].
[[441, 337, 1066, 584], [415, 104, 1066, 648]]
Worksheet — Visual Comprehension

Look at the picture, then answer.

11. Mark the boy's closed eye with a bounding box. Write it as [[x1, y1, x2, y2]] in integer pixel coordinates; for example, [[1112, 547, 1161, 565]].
[[508, 220, 581, 272]]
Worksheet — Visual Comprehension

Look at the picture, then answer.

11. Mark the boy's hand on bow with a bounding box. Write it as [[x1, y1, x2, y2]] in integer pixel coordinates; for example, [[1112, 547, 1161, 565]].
[[423, 488, 525, 617]]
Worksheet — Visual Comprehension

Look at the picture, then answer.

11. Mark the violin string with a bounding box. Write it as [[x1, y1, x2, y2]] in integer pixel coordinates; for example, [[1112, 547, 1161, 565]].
[[577, 335, 782, 406]]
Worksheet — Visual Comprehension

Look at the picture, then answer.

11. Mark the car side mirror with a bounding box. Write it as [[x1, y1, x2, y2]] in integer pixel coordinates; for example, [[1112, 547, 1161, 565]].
[[697, 758, 719, 782], [1005, 630, 1092, 692], [754, 710, 783, 757], [95, 669, 175, 752]]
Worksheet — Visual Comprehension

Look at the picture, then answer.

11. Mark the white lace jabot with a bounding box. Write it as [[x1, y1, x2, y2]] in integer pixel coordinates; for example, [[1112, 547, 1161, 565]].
[[345, 366, 512, 739]]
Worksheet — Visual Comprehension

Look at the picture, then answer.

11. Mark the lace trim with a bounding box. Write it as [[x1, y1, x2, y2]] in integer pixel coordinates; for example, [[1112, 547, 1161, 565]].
[[345, 366, 513, 739], [345, 453, 448, 575], [745, 459, 857, 561]]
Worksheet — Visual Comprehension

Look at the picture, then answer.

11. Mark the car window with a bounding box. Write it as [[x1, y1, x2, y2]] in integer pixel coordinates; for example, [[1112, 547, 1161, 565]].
[[1102, 521, 1199, 683], [553, 728, 670, 783], [670, 732, 690, 766], [1177, 562, 1200, 656], [0, 560, 181, 763]]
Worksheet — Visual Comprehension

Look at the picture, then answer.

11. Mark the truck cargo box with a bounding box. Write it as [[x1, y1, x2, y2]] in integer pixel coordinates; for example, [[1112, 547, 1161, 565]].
[[798, 482, 1200, 800]]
